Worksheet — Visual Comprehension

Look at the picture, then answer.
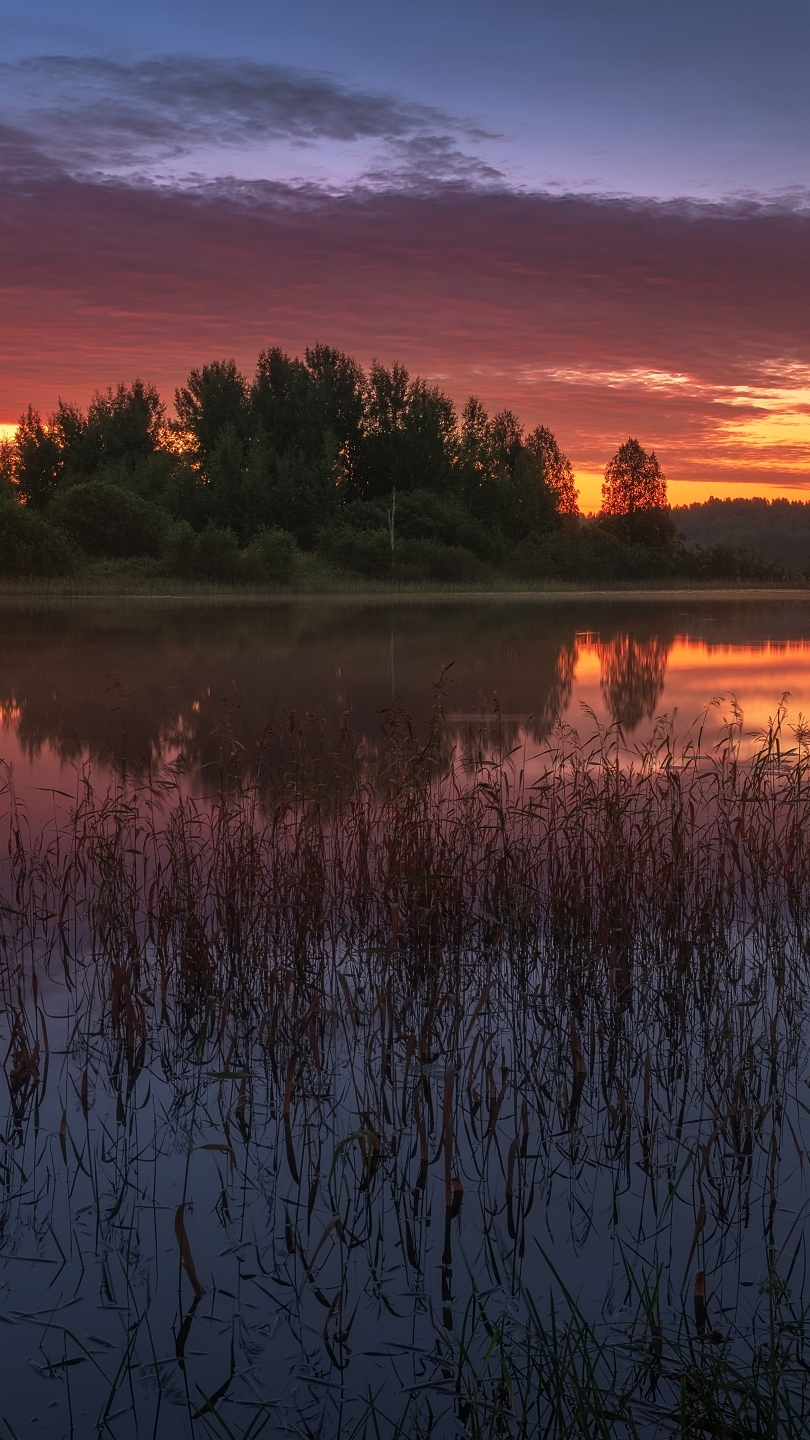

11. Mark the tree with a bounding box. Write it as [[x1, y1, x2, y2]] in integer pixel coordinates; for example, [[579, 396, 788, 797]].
[[459, 395, 489, 459], [0, 437, 16, 500], [49, 400, 86, 455], [15, 406, 63, 508], [175, 361, 249, 463], [304, 344, 365, 490], [601, 438, 667, 514], [251, 348, 312, 458], [458, 398, 558, 539], [600, 438, 678, 554], [357, 362, 456, 500], [88, 381, 164, 460], [489, 410, 524, 475], [47, 481, 168, 558], [526, 426, 579, 515]]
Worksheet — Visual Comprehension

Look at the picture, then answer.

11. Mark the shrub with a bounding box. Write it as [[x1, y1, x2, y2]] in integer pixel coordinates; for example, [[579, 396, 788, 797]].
[[163, 522, 241, 581], [511, 531, 574, 581], [47, 481, 168, 558], [395, 537, 490, 583], [0, 500, 75, 577], [94, 450, 182, 507], [319, 524, 392, 578], [392, 490, 503, 564], [197, 525, 241, 580], [242, 527, 299, 585], [163, 520, 201, 578], [596, 507, 680, 556], [682, 542, 784, 582]]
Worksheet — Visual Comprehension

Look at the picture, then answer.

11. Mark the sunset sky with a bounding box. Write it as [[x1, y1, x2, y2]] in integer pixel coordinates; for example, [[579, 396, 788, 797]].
[[2, 0, 809, 510]]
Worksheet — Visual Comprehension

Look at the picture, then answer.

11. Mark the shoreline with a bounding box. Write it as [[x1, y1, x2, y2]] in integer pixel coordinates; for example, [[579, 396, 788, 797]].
[[1, 580, 809, 606]]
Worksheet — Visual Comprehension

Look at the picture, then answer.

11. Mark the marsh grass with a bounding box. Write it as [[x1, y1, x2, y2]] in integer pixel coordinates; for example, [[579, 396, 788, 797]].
[[3, 692, 810, 1436]]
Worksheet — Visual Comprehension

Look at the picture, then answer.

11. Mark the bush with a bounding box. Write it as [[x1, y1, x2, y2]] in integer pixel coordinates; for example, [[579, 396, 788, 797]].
[[47, 481, 168, 558], [0, 500, 75, 577], [242, 527, 299, 585], [197, 526, 241, 580], [681, 542, 784, 582], [163, 522, 241, 581], [511, 530, 578, 581], [596, 507, 680, 557], [391, 490, 503, 564], [94, 450, 183, 508], [319, 525, 392, 578], [163, 521, 200, 578], [395, 537, 490, 583]]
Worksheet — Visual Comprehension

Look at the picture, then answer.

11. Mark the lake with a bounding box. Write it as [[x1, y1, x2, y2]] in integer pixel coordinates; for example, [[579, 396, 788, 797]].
[[2, 593, 810, 1439], [4, 593, 810, 807]]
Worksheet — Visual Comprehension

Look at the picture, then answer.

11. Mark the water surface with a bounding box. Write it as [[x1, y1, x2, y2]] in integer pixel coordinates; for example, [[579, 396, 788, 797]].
[[3, 594, 810, 810], [2, 593, 810, 1437]]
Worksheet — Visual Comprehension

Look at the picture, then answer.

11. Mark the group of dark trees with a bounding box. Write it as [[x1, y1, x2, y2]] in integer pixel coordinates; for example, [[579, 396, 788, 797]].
[[673, 497, 810, 573], [0, 346, 790, 584]]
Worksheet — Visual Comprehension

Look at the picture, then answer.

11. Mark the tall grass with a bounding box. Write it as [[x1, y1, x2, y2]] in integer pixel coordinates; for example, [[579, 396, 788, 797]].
[[2, 694, 810, 1437]]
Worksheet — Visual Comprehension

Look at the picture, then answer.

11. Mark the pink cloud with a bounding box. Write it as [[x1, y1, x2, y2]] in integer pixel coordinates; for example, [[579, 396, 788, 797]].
[[1, 161, 808, 495]]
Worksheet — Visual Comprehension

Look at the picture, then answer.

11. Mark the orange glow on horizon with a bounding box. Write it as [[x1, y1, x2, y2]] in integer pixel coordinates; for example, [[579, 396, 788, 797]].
[[574, 470, 810, 513]]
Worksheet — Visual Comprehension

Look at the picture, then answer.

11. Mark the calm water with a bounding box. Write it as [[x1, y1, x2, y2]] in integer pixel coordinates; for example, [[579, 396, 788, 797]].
[[2, 594, 810, 1438], [3, 594, 810, 810]]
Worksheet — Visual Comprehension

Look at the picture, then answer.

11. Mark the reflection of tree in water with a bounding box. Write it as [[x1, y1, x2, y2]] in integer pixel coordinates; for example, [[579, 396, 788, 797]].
[[0, 604, 584, 789], [450, 638, 577, 767], [597, 632, 672, 729], [8, 598, 799, 783], [545, 640, 577, 736]]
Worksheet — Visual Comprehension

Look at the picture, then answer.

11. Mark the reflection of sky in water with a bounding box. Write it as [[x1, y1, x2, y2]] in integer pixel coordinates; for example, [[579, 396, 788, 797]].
[[572, 635, 810, 746], [3, 602, 810, 814]]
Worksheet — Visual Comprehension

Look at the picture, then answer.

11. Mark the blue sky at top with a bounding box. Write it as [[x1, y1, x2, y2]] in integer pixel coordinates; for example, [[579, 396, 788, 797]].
[[2, 0, 809, 201]]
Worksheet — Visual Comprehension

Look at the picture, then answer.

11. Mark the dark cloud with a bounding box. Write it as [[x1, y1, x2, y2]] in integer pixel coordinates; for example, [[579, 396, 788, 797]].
[[0, 55, 502, 189], [0, 158, 807, 486]]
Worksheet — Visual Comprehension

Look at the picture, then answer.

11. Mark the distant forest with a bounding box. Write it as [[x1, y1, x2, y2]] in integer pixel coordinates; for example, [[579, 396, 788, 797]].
[[0, 346, 801, 585], [673, 498, 810, 574]]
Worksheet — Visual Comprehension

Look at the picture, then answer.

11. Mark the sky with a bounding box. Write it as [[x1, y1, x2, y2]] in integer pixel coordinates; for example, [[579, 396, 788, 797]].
[[1, 0, 809, 509]]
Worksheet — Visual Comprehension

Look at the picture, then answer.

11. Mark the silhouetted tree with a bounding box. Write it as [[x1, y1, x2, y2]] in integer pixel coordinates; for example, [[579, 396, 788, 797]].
[[246, 347, 348, 546], [526, 426, 579, 514], [175, 361, 250, 463], [459, 397, 558, 538], [174, 362, 254, 537], [15, 406, 63, 509], [0, 440, 14, 500], [357, 362, 456, 499], [600, 438, 677, 553], [251, 348, 312, 456], [489, 410, 524, 475], [304, 344, 366, 489], [83, 381, 165, 468], [602, 438, 666, 514], [49, 400, 86, 455]]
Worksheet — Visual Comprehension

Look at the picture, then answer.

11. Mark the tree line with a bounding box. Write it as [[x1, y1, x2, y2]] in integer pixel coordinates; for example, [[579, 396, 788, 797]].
[[673, 497, 810, 573], [0, 346, 787, 584]]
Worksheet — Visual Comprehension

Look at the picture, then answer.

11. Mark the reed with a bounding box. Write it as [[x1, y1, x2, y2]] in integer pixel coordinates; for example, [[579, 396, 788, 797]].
[[2, 694, 810, 1437]]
